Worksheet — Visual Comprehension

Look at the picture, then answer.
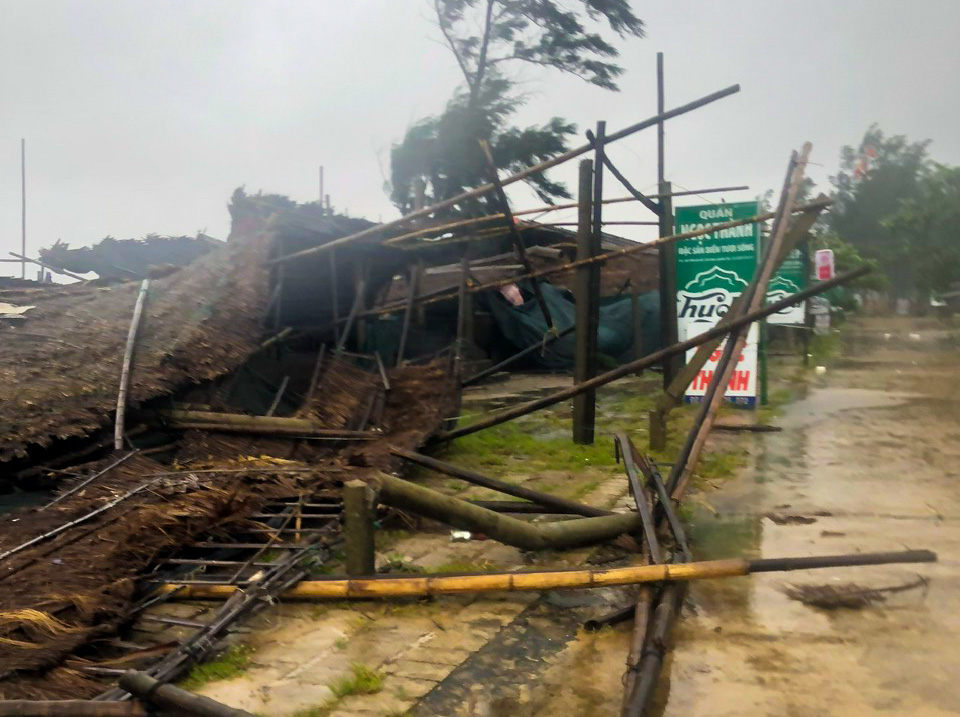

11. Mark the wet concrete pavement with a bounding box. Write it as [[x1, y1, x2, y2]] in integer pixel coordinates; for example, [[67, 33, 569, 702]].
[[188, 318, 960, 715], [661, 322, 960, 716]]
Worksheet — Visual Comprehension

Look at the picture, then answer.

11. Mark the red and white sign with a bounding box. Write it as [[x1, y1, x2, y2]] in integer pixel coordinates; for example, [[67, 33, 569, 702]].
[[683, 325, 759, 407], [815, 249, 835, 281]]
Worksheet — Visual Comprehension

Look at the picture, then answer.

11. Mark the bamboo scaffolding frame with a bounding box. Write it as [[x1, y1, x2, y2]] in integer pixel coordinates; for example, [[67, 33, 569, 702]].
[[381, 185, 749, 247], [359, 199, 831, 321], [268, 84, 741, 265]]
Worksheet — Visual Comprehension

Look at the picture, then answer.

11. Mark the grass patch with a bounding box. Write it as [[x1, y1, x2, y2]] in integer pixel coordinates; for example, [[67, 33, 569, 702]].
[[809, 331, 841, 364], [331, 663, 384, 698], [432, 559, 495, 574], [179, 644, 253, 690], [438, 421, 620, 475]]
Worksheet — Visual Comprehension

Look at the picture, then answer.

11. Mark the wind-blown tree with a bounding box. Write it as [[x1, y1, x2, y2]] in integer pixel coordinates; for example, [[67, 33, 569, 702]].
[[389, 0, 644, 215], [883, 164, 960, 300], [829, 124, 932, 293]]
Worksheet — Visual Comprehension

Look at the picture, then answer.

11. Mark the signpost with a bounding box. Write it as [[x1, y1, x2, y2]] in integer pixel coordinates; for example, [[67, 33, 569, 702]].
[[815, 248, 835, 281], [675, 201, 760, 407]]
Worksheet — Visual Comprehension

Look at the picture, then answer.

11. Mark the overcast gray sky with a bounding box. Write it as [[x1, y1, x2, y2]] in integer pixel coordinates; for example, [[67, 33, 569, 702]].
[[2, 0, 959, 276]]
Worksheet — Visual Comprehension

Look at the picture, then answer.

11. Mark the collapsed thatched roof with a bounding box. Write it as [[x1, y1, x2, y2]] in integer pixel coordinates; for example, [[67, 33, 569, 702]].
[[38, 233, 222, 281], [0, 219, 274, 464]]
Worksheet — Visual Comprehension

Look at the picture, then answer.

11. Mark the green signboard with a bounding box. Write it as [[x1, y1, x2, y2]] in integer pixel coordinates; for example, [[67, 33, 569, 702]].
[[675, 201, 760, 407], [766, 245, 808, 324]]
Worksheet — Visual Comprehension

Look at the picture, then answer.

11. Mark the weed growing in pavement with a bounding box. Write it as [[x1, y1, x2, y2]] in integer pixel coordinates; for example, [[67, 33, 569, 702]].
[[179, 644, 254, 690], [330, 662, 384, 697]]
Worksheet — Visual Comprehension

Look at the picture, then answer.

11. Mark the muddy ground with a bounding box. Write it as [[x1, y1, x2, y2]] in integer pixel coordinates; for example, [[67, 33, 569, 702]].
[[186, 316, 958, 716]]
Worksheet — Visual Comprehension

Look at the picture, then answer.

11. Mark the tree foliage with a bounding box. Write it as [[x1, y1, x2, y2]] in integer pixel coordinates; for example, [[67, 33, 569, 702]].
[[389, 0, 644, 215], [829, 124, 932, 292], [883, 164, 960, 296]]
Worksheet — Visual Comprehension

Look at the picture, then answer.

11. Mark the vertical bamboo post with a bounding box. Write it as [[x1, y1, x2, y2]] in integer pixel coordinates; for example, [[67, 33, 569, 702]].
[[114, 279, 150, 451], [631, 286, 644, 371], [20, 138, 26, 280], [657, 181, 678, 387], [354, 259, 367, 352], [396, 263, 420, 366], [343, 480, 375, 575], [454, 255, 469, 382], [330, 250, 340, 344], [573, 156, 599, 444]]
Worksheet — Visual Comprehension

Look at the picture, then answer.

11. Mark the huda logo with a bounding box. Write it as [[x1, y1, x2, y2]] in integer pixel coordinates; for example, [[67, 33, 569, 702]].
[[764, 276, 801, 316], [676, 267, 748, 324]]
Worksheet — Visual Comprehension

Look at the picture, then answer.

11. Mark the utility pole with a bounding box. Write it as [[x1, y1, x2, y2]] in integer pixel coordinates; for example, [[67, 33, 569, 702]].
[[656, 53, 680, 387], [319, 165, 325, 210], [21, 138, 26, 280]]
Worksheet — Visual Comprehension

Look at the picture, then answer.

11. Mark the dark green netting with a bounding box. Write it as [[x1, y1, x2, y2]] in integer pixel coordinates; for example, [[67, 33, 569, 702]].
[[486, 282, 660, 369]]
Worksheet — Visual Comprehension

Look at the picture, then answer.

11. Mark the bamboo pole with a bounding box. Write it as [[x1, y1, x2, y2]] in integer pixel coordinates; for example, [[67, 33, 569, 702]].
[[269, 85, 741, 265], [40, 450, 139, 511], [478, 138, 554, 330], [649, 197, 826, 446], [358, 199, 832, 322], [114, 279, 150, 451], [265, 375, 289, 416], [9, 252, 87, 282], [382, 185, 748, 247], [573, 156, 599, 444], [615, 433, 661, 564], [396, 263, 421, 365], [119, 670, 256, 717], [462, 322, 575, 386], [157, 550, 935, 600], [669, 144, 811, 502], [375, 472, 634, 550], [390, 447, 611, 518], [436, 266, 869, 443], [152, 410, 375, 439], [0, 702, 146, 716]]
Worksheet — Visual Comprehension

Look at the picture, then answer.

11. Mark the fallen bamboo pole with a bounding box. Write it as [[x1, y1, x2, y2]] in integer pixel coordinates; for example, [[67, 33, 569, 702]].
[[390, 447, 612, 518], [0, 701, 146, 716], [375, 472, 633, 550], [9, 251, 87, 281], [670, 144, 811, 502], [269, 84, 741, 265], [157, 549, 936, 600], [119, 670, 256, 717], [149, 410, 376, 440], [648, 197, 827, 447], [114, 278, 150, 450], [40, 450, 139, 511], [435, 266, 869, 443], [462, 322, 575, 386]]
